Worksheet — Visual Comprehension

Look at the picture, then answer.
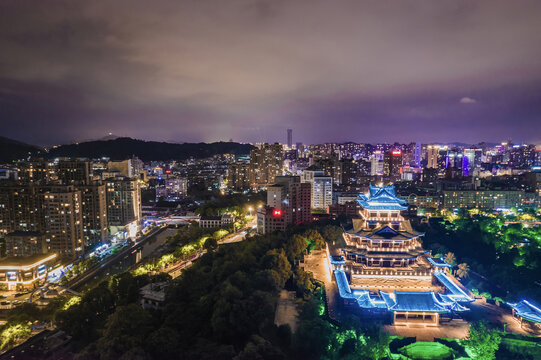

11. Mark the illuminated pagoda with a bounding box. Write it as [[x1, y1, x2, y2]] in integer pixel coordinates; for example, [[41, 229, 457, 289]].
[[509, 300, 541, 334], [330, 184, 472, 326]]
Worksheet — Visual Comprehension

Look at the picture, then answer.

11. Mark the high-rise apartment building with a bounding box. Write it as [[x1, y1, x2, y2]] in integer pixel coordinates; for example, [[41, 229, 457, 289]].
[[17, 160, 53, 184], [106, 178, 142, 227], [336, 159, 357, 185], [414, 142, 422, 168], [42, 185, 84, 257], [302, 170, 332, 211], [5, 231, 47, 257], [287, 179, 312, 223], [79, 182, 108, 246], [58, 159, 107, 246], [58, 159, 92, 184], [426, 145, 440, 169], [249, 143, 283, 186], [383, 150, 402, 177], [0, 183, 43, 235], [312, 176, 333, 211], [156, 178, 188, 201], [257, 176, 311, 234], [0, 182, 86, 257], [287, 129, 293, 149], [227, 163, 251, 190]]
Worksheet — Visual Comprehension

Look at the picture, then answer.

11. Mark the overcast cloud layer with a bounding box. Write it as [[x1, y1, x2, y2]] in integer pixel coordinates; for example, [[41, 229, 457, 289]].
[[1, 0, 541, 145]]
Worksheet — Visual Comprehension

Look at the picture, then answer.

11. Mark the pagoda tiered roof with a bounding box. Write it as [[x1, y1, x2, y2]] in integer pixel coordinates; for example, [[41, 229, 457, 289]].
[[352, 225, 423, 241], [381, 291, 449, 313], [356, 184, 408, 210], [509, 300, 541, 324]]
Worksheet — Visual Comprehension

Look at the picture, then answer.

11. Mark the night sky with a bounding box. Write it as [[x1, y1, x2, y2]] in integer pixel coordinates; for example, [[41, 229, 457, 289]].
[[1, 1, 541, 146]]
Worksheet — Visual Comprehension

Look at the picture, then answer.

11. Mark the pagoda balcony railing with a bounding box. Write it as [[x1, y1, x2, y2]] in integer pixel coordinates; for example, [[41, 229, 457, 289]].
[[349, 267, 435, 277], [349, 243, 421, 252], [359, 212, 404, 222]]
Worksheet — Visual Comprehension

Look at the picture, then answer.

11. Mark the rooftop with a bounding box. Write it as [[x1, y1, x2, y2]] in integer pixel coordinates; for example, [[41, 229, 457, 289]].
[[382, 291, 449, 313], [509, 300, 541, 324], [0, 253, 57, 270], [356, 184, 408, 210]]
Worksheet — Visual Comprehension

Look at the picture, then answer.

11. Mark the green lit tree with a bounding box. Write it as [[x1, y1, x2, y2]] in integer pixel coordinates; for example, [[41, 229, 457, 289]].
[[303, 229, 325, 251], [466, 321, 501, 360]]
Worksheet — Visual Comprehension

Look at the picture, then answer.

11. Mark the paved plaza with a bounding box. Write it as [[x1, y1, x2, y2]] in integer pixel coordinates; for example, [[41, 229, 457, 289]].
[[274, 290, 299, 333]]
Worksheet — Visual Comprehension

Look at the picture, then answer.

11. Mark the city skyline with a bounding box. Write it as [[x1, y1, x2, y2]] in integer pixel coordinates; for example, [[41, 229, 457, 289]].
[[1, 1, 541, 145]]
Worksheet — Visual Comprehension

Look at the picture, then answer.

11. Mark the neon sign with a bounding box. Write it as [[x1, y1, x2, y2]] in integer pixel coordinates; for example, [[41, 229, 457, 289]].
[[6, 271, 17, 281]]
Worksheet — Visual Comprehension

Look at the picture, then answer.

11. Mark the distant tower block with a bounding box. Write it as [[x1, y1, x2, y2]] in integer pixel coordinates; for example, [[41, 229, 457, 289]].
[[287, 129, 293, 149]]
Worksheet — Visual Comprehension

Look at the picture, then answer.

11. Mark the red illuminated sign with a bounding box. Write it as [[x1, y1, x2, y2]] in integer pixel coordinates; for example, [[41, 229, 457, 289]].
[[165, 170, 172, 174], [273, 209, 282, 217], [392, 150, 401, 155]]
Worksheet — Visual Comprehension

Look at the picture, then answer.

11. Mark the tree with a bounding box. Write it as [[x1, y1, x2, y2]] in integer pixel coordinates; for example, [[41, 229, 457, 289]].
[[108, 272, 139, 305], [360, 326, 391, 360], [321, 225, 344, 244], [444, 252, 456, 265], [96, 304, 154, 360], [285, 234, 307, 261], [204, 237, 218, 251], [0, 323, 31, 350], [456, 263, 470, 279], [466, 321, 501, 360], [294, 268, 316, 298], [260, 249, 292, 288], [234, 335, 285, 360], [56, 281, 116, 341], [303, 229, 325, 251]]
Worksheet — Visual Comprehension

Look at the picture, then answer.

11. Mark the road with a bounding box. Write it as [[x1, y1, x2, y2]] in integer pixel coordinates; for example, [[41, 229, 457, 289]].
[[219, 230, 248, 244], [66, 226, 167, 290]]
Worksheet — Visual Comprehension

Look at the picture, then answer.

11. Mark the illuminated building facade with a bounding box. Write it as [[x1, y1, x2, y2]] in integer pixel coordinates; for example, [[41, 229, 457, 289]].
[[106, 177, 142, 227], [227, 163, 251, 190], [79, 182, 108, 246], [443, 190, 537, 210], [0, 253, 57, 291], [42, 185, 84, 257], [331, 184, 473, 326], [258, 176, 311, 234], [58, 159, 92, 184], [509, 300, 541, 334], [199, 214, 234, 229], [249, 143, 283, 186], [303, 169, 332, 211], [383, 150, 402, 177], [16, 160, 54, 184], [256, 206, 286, 234], [5, 231, 46, 257], [426, 145, 440, 169]]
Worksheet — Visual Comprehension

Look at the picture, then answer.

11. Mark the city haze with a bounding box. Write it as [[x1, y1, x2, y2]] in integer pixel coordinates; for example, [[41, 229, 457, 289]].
[[1, 0, 541, 145]]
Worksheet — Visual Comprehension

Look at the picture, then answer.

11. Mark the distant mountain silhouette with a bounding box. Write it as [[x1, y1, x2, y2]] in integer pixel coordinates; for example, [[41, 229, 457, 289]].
[[46, 137, 254, 161], [0, 136, 43, 163]]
